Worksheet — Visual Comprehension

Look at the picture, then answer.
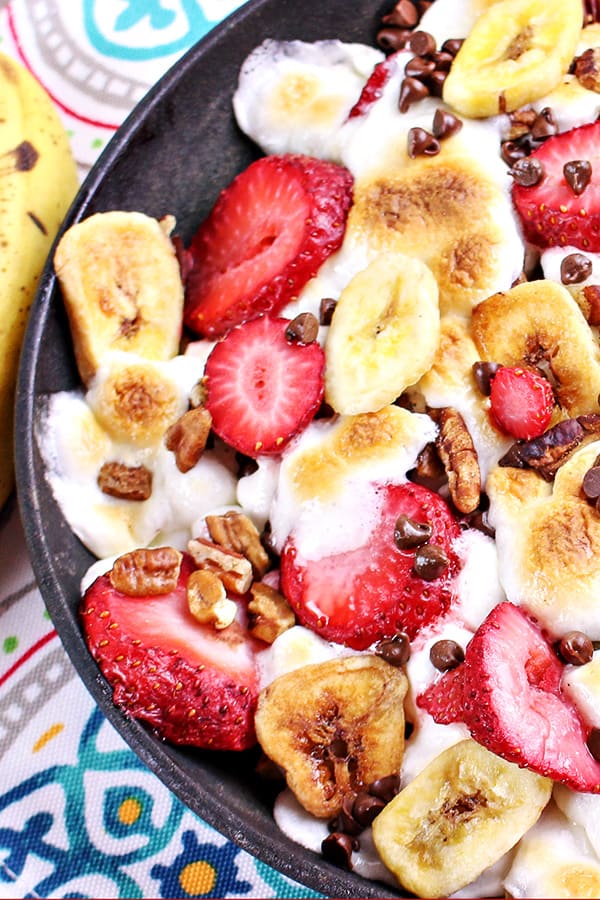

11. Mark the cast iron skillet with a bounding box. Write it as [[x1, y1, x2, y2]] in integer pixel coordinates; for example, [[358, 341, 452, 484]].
[[15, 0, 405, 896]]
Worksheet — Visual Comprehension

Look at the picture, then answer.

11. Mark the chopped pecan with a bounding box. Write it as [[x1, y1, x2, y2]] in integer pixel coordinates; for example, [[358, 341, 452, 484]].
[[498, 415, 600, 480], [187, 569, 237, 629], [574, 48, 600, 92], [205, 510, 270, 578], [248, 582, 296, 643], [578, 285, 600, 326], [97, 461, 152, 500], [165, 406, 212, 473], [109, 546, 182, 596], [189, 377, 208, 409], [187, 536, 253, 594], [434, 407, 481, 514]]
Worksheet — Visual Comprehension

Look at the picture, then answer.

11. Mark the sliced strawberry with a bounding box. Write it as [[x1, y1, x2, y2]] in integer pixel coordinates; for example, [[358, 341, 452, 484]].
[[512, 121, 600, 251], [184, 154, 353, 338], [81, 552, 261, 751], [204, 314, 325, 457], [346, 52, 400, 119], [417, 664, 466, 726], [280, 482, 462, 651], [489, 365, 554, 440], [462, 602, 600, 792]]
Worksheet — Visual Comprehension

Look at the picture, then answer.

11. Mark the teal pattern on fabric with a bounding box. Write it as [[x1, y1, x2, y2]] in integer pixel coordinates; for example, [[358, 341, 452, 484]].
[[254, 858, 324, 898], [83, 0, 214, 61]]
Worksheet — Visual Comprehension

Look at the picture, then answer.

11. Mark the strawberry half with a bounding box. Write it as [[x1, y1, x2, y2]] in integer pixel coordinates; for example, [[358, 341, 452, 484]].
[[512, 121, 600, 251], [184, 154, 354, 338], [204, 315, 325, 457], [417, 664, 466, 726], [462, 602, 600, 793], [489, 365, 554, 440], [280, 482, 462, 651], [81, 552, 262, 751]]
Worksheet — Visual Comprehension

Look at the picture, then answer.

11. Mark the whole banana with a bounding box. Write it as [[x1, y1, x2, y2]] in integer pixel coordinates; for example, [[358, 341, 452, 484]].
[[0, 51, 78, 509]]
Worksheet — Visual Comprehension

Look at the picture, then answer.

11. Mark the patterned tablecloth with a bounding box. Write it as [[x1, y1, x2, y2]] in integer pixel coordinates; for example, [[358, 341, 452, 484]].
[[0, 2, 323, 897]]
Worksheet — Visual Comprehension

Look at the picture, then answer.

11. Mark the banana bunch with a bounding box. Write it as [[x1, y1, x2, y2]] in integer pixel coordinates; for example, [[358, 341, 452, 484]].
[[0, 52, 78, 509], [443, 0, 582, 117]]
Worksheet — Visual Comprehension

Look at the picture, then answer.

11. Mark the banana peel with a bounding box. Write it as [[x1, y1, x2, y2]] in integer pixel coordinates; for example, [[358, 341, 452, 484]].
[[0, 52, 78, 509]]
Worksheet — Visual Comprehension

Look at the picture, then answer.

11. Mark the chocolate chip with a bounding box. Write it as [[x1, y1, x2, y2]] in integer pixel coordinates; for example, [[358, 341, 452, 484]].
[[424, 69, 447, 97], [430, 638, 465, 671], [587, 727, 600, 761], [501, 138, 531, 167], [432, 108, 463, 140], [472, 361, 500, 396], [511, 156, 544, 187], [564, 159, 592, 196], [319, 297, 337, 326], [368, 773, 401, 803], [375, 632, 411, 667], [560, 252, 593, 286], [329, 794, 363, 836], [405, 55, 436, 78], [408, 29, 436, 56], [583, 465, 600, 499], [530, 107, 557, 141], [352, 792, 386, 827], [394, 514, 433, 549], [382, 0, 419, 28], [321, 832, 358, 869], [398, 75, 430, 112], [441, 38, 464, 56], [377, 26, 412, 52], [285, 311, 319, 344], [407, 126, 440, 158], [558, 631, 594, 666], [413, 543, 449, 580]]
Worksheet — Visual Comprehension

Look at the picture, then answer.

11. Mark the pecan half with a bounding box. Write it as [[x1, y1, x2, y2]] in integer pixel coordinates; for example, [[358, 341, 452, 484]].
[[109, 546, 182, 596], [187, 537, 253, 594], [97, 461, 152, 500], [575, 48, 600, 92], [187, 569, 237, 630], [434, 407, 481, 514], [165, 406, 212, 473], [205, 510, 270, 578], [248, 582, 296, 644], [499, 415, 600, 480]]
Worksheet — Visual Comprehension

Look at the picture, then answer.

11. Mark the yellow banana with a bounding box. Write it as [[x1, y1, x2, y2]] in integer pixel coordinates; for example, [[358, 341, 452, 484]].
[[0, 52, 78, 508]]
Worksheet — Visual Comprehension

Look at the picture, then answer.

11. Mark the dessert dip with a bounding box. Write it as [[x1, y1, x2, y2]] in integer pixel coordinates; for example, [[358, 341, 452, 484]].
[[36, 0, 600, 895]]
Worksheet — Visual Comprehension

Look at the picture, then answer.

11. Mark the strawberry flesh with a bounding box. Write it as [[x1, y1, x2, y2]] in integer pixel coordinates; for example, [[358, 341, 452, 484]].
[[205, 315, 325, 457], [280, 482, 462, 650], [462, 602, 600, 792], [184, 154, 353, 338], [81, 553, 261, 751], [512, 121, 600, 251], [489, 365, 554, 440]]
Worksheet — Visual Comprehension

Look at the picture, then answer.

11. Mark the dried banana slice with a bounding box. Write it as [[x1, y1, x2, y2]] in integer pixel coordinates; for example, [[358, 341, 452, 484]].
[[54, 211, 184, 384], [324, 253, 439, 415], [372, 738, 552, 898], [443, 0, 582, 117], [254, 655, 408, 818]]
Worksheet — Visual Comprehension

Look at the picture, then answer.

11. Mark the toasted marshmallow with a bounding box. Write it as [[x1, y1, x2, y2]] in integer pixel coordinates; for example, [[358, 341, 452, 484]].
[[554, 781, 600, 859], [258, 624, 355, 690], [562, 651, 600, 729], [233, 39, 383, 159]]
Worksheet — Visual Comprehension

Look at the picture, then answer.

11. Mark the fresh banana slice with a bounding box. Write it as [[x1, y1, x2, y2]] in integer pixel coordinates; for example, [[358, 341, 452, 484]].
[[54, 211, 184, 384], [324, 253, 440, 415], [372, 738, 552, 898], [254, 654, 408, 818], [471, 280, 600, 418], [442, 0, 583, 117]]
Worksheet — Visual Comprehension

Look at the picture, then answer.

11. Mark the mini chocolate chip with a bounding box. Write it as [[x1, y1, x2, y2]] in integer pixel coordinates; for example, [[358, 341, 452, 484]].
[[405, 55, 436, 78], [319, 296, 337, 326], [511, 156, 544, 187], [587, 727, 600, 761], [377, 26, 412, 51], [424, 68, 447, 97], [530, 107, 557, 141], [285, 311, 319, 344], [472, 360, 500, 396], [501, 138, 531, 167], [375, 632, 411, 667], [432, 108, 463, 140], [394, 514, 433, 549], [321, 832, 358, 870], [430, 638, 465, 671], [413, 543, 449, 581], [407, 126, 440, 158], [583, 465, 600, 499], [430, 50, 454, 71], [352, 792, 386, 827], [368, 773, 401, 803], [560, 252, 593, 286], [329, 794, 363, 836], [408, 29, 437, 56], [398, 75, 430, 112], [558, 630, 594, 666], [564, 159, 592, 196], [441, 38, 464, 56], [382, 0, 419, 28], [416, 0, 433, 14]]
